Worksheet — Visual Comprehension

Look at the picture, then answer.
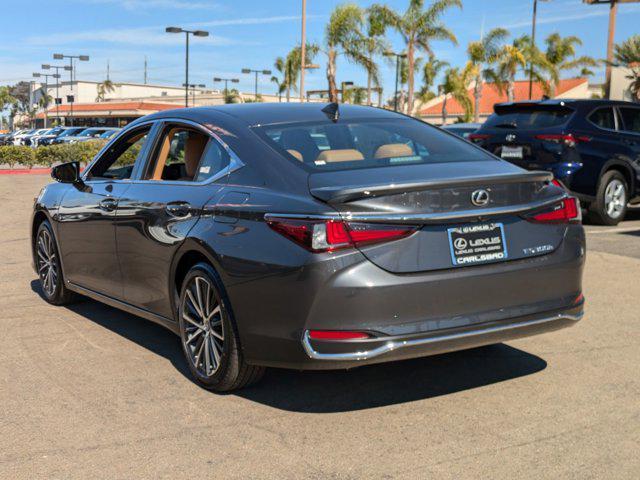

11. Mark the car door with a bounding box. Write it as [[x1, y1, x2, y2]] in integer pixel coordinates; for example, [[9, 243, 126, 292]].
[[56, 123, 155, 299], [115, 120, 235, 318], [617, 106, 640, 182]]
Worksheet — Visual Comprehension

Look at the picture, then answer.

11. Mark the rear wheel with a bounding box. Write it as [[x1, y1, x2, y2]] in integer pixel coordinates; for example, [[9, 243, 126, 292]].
[[588, 170, 628, 226], [35, 220, 77, 305], [178, 262, 265, 392]]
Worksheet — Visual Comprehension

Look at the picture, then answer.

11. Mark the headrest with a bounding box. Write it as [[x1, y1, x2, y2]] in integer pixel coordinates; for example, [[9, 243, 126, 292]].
[[374, 143, 413, 159], [316, 149, 364, 163], [286, 149, 303, 162]]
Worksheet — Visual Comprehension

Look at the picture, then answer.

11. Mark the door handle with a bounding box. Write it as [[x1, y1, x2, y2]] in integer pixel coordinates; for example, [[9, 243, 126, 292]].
[[99, 198, 117, 212], [165, 202, 192, 218]]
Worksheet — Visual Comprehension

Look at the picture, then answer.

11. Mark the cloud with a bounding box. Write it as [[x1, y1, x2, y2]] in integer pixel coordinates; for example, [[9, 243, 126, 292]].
[[502, 4, 640, 30], [84, 0, 221, 10]]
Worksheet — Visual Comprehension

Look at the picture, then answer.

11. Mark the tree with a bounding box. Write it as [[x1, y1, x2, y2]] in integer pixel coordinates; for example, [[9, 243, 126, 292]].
[[0, 86, 16, 129], [440, 65, 473, 124], [363, 5, 390, 105], [272, 56, 289, 102], [96, 79, 116, 102], [613, 35, 640, 101], [466, 28, 508, 122], [271, 72, 286, 102], [224, 88, 241, 104], [544, 33, 597, 97], [274, 43, 319, 102], [371, 0, 461, 114], [324, 4, 373, 102], [486, 35, 530, 102], [416, 53, 449, 105]]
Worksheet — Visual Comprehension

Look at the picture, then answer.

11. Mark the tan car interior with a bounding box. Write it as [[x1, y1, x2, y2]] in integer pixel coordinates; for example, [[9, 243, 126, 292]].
[[281, 128, 415, 165], [149, 128, 209, 181]]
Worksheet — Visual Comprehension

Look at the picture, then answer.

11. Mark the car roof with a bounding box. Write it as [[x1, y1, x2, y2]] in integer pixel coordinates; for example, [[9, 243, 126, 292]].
[[443, 123, 481, 129], [138, 103, 405, 127], [494, 98, 638, 109]]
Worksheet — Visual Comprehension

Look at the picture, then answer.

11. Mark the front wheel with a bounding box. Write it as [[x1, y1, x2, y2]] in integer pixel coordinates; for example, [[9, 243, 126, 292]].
[[35, 220, 77, 305], [178, 262, 265, 392], [587, 171, 628, 226]]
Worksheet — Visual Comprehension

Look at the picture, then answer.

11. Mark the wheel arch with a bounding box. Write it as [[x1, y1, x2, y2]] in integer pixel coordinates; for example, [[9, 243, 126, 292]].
[[600, 159, 635, 194]]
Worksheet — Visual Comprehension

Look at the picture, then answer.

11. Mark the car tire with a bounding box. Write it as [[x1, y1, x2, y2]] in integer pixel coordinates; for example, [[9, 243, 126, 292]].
[[178, 262, 265, 392], [587, 170, 628, 226], [35, 220, 77, 305]]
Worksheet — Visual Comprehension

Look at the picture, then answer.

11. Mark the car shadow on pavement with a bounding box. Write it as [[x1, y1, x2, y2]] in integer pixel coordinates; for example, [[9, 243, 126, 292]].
[[31, 280, 547, 413]]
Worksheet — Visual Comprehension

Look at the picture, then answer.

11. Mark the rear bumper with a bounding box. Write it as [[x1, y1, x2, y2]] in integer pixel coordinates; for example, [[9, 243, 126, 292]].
[[301, 304, 583, 366]]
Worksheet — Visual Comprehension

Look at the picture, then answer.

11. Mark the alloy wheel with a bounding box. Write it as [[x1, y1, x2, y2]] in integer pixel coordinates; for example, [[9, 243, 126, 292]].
[[604, 179, 626, 219], [181, 275, 225, 377], [36, 229, 58, 297]]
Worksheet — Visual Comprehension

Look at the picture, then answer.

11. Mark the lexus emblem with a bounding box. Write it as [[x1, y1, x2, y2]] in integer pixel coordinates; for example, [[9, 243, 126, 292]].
[[454, 238, 468, 250], [471, 189, 490, 207], [505, 133, 517, 142]]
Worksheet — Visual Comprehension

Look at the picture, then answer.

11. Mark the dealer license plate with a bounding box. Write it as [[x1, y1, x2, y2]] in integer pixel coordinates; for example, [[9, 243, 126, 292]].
[[447, 223, 508, 266]]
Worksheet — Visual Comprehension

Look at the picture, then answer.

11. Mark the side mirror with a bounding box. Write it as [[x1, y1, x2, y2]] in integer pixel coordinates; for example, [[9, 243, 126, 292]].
[[51, 161, 81, 184]]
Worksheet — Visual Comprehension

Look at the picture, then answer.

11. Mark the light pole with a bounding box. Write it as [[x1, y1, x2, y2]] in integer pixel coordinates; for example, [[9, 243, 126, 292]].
[[385, 51, 407, 112], [166, 27, 209, 107], [42, 64, 72, 125], [182, 83, 206, 107], [213, 77, 239, 101], [53, 53, 89, 126], [242, 68, 272, 101], [33, 72, 60, 128]]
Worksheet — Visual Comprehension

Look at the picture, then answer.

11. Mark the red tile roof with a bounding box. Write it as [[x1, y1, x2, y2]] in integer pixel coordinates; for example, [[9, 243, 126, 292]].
[[420, 78, 588, 117], [37, 101, 178, 118]]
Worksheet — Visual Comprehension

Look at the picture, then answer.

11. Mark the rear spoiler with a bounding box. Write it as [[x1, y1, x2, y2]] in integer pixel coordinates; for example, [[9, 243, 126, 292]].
[[494, 102, 575, 114], [310, 170, 554, 204]]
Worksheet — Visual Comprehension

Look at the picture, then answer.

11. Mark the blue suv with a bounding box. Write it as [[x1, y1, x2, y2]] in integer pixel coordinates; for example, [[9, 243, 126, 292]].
[[470, 99, 640, 225]]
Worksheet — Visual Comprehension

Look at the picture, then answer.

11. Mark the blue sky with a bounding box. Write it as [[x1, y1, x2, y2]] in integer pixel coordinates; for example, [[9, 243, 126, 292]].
[[1, 0, 639, 99]]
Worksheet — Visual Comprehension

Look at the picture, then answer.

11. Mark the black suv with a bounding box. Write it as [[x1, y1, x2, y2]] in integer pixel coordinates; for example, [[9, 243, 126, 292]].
[[470, 99, 640, 225]]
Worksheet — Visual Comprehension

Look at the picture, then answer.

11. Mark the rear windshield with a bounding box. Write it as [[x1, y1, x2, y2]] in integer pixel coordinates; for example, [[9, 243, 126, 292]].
[[254, 118, 493, 171], [485, 106, 573, 129]]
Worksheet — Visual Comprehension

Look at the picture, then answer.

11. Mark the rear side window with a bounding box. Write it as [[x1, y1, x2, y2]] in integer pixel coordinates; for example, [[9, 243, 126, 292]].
[[619, 107, 640, 134], [255, 118, 493, 172], [484, 106, 573, 129], [588, 107, 616, 130]]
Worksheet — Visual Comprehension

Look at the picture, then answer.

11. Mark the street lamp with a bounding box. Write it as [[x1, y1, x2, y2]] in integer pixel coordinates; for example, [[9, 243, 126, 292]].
[[33, 72, 60, 128], [166, 27, 210, 107], [182, 83, 206, 107], [53, 53, 89, 126], [42, 64, 72, 125], [384, 51, 407, 112], [341, 81, 354, 103], [242, 68, 272, 101], [213, 77, 239, 99]]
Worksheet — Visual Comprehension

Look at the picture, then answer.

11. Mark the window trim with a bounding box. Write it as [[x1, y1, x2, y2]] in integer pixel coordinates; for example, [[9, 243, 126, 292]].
[[133, 118, 243, 186], [82, 122, 157, 182], [616, 106, 640, 137], [586, 106, 619, 132]]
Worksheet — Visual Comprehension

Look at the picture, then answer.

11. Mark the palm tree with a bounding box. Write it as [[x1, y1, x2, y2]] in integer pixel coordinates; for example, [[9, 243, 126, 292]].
[[440, 65, 473, 124], [96, 79, 116, 102], [324, 4, 372, 103], [271, 73, 286, 102], [486, 35, 530, 102], [467, 28, 508, 123], [273, 56, 290, 102], [544, 33, 597, 97], [416, 53, 449, 104], [363, 5, 390, 105], [613, 35, 640, 101], [371, 0, 461, 114]]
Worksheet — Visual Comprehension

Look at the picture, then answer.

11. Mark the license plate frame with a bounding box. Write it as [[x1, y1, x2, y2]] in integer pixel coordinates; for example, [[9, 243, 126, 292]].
[[447, 223, 508, 267], [501, 145, 524, 160]]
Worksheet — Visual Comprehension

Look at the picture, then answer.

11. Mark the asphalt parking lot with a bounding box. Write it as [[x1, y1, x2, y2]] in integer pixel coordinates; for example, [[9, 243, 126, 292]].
[[1, 175, 639, 479]]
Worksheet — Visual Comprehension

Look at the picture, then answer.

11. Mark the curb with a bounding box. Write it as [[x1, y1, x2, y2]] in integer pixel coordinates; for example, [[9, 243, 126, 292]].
[[0, 168, 52, 175]]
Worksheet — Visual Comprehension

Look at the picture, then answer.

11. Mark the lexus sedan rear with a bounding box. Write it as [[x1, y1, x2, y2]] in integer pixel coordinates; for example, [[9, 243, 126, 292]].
[[32, 103, 585, 391]]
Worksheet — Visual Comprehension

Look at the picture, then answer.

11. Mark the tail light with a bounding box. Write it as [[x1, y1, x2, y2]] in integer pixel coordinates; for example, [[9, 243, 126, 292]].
[[535, 134, 590, 148], [267, 217, 416, 252], [308, 330, 371, 340], [468, 133, 490, 144], [527, 197, 581, 224]]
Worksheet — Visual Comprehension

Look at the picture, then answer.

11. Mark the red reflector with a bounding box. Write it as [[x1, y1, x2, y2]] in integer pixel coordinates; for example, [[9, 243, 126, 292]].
[[574, 293, 584, 305], [529, 197, 581, 223], [535, 134, 590, 147], [468, 133, 490, 142], [309, 330, 370, 340]]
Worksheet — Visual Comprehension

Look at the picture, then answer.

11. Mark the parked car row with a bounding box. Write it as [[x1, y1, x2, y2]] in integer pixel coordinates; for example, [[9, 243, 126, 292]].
[[0, 126, 121, 147]]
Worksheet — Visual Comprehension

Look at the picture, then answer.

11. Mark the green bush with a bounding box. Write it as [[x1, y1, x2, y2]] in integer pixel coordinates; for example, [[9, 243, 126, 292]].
[[34, 140, 107, 167], [0, 145, 36, 169]]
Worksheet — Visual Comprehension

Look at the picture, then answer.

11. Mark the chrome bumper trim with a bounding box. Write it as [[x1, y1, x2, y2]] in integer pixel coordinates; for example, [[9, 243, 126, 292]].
[[302, 312, 583, 361]]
